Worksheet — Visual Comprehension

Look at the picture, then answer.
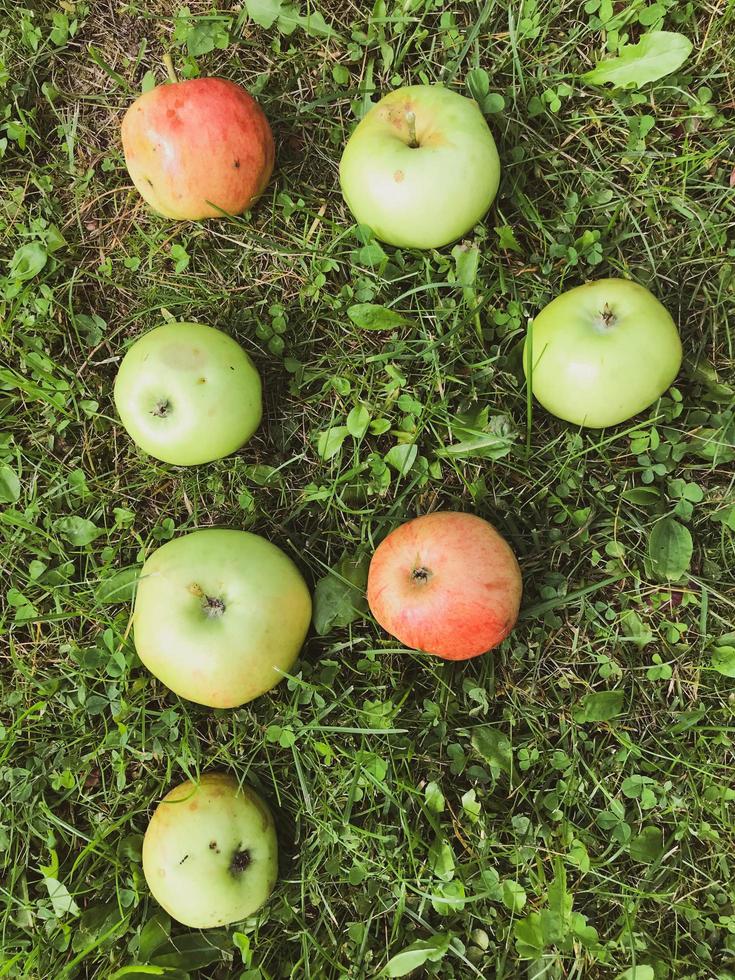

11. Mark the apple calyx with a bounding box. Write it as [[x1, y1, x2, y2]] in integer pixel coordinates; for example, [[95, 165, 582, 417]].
[[411, 565, 432, 584], [152, 399, 170, 418], [229, 847, 251, 875], [599, 303, 617, 328], [188, 582, 226, 617]]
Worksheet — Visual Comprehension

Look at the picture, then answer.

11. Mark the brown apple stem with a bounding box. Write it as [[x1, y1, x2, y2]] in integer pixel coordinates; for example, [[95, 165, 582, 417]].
[[163, 53, 178, 85], [405, 111, 418, 148]]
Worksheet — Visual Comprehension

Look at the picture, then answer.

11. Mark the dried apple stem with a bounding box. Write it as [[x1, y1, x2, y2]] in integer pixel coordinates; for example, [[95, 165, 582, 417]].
[[163, 53, 178, 85], [405, 111, 418, 148]]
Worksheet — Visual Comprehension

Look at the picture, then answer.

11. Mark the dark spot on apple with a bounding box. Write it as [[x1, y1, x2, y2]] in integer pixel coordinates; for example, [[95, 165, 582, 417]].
[[146, 177, 154, 187], [197, 377, 206, 384], [209, 840, 220, 853], [230, 365, 235, 370], [179, 853, 189, 865], [234, 159, 241, 169], [152, 399, 170, 417], [411, 566, 432, 584], [229, 847, 251, 875]]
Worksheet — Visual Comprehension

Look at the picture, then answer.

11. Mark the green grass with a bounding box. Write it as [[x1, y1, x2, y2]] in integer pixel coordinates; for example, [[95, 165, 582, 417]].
[[1, 1, 734, 977]]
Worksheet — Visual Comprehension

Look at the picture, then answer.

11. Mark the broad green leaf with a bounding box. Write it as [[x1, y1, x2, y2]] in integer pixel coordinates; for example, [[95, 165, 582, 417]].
[[628, 826, 664, 864], [381, 934, 451, 977], [44, 877, 80, 917], [710, 646, 735, 678], [573, 689, 625, 723], [96, 565, 141, 604], [622, 486, 660, 505], [431, 879, 465, 915], [582, 31, 692, 89], [384, 443, 417, 475], [151, 931, 228, 970], [312, 555, 369, 635], [502, 879, 527, 912], [346, 404, 371, 440], [615, 967, 655, 980], [647, 517, 693, 581], [620, 609, 653, 647], [9, 242, 48, 280], [495, 225, 522, 253], [514, 912, 545, 958], [347, 304, 408, 331], [711, 505, 735, 531], [0, 464, 21, 503], [471, 727, 512, 774], [452, 242, 479, 287], [138, 911, 171, 961], [424, 780, 445, 814], [428, 837, 455, 881], [316, 425, 349, 460], [245, 0, 281, 29], [437, 431, 514, 461], [54, 516, 103, 546]]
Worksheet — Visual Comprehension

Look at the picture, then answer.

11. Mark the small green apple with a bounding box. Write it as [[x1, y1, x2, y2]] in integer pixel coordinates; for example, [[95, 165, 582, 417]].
[[339, 84, 500, 249], [114, 321, 261, 466], [523, 278, 683, 428], [142, 773, 278, 929], [133, 528, 311, 707]]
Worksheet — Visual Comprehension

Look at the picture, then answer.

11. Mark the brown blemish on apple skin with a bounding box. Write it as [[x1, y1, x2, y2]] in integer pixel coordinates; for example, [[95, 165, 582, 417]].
[[393, 170, 405, 183], [188, 802, 198, 811]]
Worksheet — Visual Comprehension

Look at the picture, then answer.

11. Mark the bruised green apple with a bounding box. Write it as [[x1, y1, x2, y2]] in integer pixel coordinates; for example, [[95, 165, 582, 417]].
[[133, 528, 311, 707], [122, 77, 274, 220], [339, 84, 500, 249], [114, 321, 261, 466], [523, 278, 682, 428], [142, 773, 278, 928]]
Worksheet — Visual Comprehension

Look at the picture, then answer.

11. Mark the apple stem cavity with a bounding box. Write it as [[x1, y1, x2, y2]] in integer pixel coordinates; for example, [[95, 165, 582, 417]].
[[405, 110, 419, 148], [163, 53, 178, 85], [229, 848, 251, 875]]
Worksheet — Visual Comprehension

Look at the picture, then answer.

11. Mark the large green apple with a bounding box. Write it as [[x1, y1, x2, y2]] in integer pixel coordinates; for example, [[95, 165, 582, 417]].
[[114, 321, 261, 466], [142, 773, 278, 928], [339, 84, 500, 249], [523, 278, 682, 428], [133, 528, 311, 707]]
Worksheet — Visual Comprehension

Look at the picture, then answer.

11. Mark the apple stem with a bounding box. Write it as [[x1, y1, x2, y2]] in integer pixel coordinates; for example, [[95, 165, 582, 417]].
[[163, 53, 178, 85], [405, 111, 418, 148]]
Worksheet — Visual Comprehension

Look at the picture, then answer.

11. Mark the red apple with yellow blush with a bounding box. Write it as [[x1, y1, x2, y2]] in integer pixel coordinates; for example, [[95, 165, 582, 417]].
[[367, 511, 522, 661], [121, 75, 274, 220]]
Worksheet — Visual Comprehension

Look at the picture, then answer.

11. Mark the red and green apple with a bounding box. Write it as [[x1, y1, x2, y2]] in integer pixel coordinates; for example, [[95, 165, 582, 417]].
[[122, 77, 274, 220], [367, 511, 522, 661]]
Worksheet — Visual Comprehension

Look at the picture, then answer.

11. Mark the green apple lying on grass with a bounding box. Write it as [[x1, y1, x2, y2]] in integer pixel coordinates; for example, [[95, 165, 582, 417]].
[[143, 773, 278, 928], [133, 528, 311, 707], [114, 321, 262, 466], [523, 278, 682, 428], [339, 84, 500, 249]]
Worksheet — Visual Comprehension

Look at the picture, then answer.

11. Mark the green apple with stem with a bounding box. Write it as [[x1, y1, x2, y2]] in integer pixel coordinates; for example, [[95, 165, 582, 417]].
[[114, 321, 262, 466], [133, 528, 311, 707], [523, 278, 683, 428], [142, 773, 278, 928], [339, 84, 500, 249]]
